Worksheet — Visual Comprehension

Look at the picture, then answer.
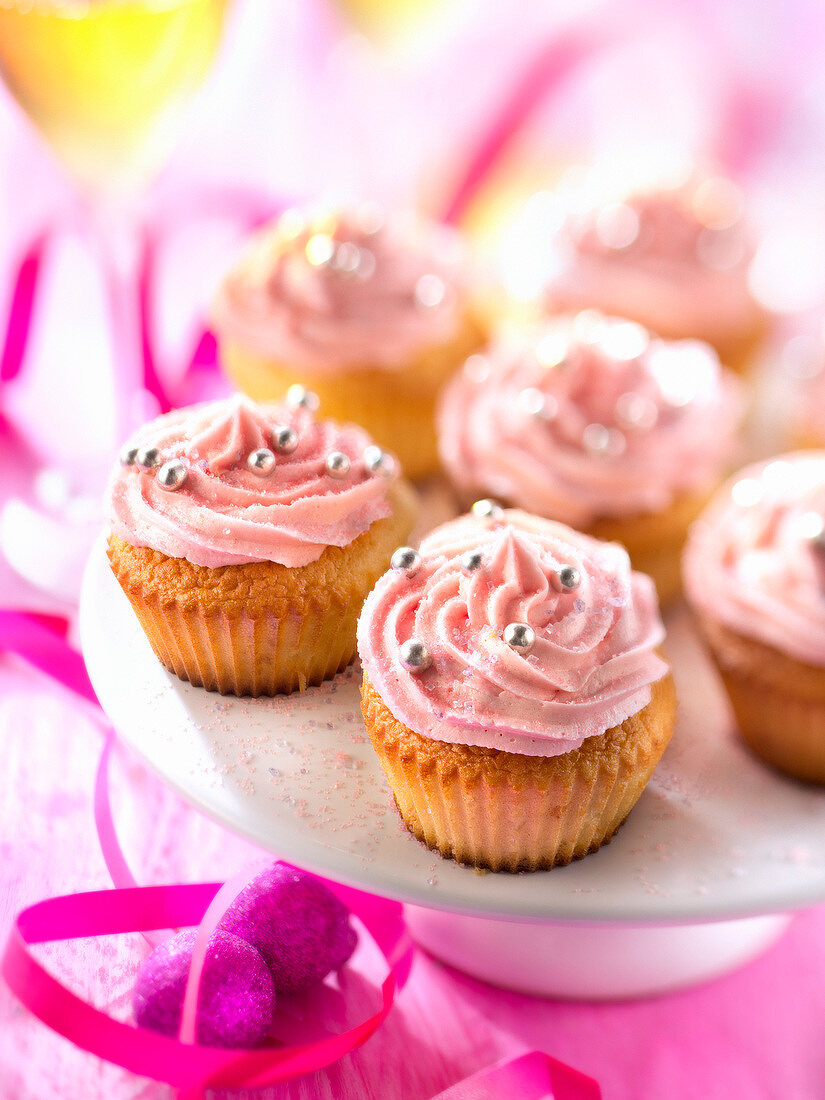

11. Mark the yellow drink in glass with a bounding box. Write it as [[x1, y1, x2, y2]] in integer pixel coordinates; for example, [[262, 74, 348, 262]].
[[0, 0, 228, 188]]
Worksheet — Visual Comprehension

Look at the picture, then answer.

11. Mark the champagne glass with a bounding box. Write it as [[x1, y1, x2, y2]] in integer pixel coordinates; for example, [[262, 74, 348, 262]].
[[0, 0, 231, 437], [0, 0, 231, 614]]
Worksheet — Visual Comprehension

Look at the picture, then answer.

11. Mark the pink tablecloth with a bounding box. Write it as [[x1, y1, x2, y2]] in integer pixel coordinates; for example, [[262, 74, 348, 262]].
[[2, 650, 825, 1100]]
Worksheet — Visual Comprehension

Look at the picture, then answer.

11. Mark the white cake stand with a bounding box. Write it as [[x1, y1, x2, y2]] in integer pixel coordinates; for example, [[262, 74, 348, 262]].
[[80, 542, 825, 999]]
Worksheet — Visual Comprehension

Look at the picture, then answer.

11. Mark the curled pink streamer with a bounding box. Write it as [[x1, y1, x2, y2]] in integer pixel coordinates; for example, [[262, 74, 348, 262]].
[[0, 186, 284, 420], [178, 865, 266, 1048], [93, 730, 169, 949], [432, 1049, 601, 1100], [1, 879, 413, 1093]]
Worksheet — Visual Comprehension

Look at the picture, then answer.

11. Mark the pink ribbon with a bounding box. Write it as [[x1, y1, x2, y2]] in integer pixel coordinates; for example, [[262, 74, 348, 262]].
[[1, 878, 412, 1093], [136, 184, 284, 412], [432, 1050, 601, 1100], [0, 228, 50, 386], [0, 185, 283, 420], [441, 25, 609, 226]]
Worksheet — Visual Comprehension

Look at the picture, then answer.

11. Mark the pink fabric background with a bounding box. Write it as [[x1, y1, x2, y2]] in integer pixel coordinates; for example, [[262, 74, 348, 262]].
[[3, 2, 825, 1096]]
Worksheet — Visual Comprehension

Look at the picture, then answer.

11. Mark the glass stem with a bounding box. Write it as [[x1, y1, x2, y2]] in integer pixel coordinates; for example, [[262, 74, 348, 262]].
[[88, 195, 154, 446]]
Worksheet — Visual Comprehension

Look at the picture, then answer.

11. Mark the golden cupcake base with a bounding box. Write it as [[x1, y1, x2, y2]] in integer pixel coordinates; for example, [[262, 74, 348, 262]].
[[220, 313, 486, 481], [700, 616, 825, 784], [588, 486, 715, 605], [107, 480, 416, 696], [360, 672, 676, 871]]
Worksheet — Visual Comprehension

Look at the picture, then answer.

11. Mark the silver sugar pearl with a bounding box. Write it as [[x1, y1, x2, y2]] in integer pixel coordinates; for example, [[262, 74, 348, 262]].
[[536, 330, 570, 369], [119, 445, 139, 466], [135, 446, 162, 469], [331, 241, 363, 275], [286, 384, 320, 412], [582, 423, 626, 457], [799, 511, 825, 546], [248, 448, 276, 476], [557, 565, 581, 592], [363, 444, 394, 476], [272, 425, 299, 454], [400, 638, 432, 673], [414, 273, 446, 309], [503, 622, 536, 653], [354, 247, 376, 281], [357, 201, 385, 236], [464, 354, 490, 383], [599, 320, 649, 361], [156, 459, 188, 491], [519, 387, 558, 422], [461, 549, 485, 575], [305, 233, 336, 267], [731, 478, 762, 508], [472, 498, 503, 521], [325, 451, 351, 478], [595, 203, 641, 251], [391, 546, 421, 576], [615, 391, 658, 430]]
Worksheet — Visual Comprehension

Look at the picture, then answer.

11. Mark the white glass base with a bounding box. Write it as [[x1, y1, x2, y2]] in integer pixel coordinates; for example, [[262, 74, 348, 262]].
[[404, 906, 792, 1000]]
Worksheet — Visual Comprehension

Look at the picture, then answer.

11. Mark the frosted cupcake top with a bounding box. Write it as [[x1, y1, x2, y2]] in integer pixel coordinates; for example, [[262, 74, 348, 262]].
[[439, 313, 743, 526], [544, 179, 761, 346], [684, 453, 825, 665], [109, 393, 399, 568], [357, 507, 668, 757], [212, 205, 470, 373]]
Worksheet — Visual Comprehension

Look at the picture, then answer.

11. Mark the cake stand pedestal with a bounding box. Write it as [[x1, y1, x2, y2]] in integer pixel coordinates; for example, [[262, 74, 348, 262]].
[[404, 908, 790, 1000]]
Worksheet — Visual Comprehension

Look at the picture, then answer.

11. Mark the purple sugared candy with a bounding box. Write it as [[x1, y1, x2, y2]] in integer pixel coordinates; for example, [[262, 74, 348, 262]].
[[133, 928, 274, 1048], [220, 865, 357, 993]]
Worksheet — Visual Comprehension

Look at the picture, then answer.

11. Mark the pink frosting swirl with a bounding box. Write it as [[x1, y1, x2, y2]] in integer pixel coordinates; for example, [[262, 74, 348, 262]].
[[439, 314, 743, 526], [544, 180, 763, 347], [683, 452, 825, 665], [358, 509, 668, 756], [212, 206, 471, 373], [108, 395, 398, 568]]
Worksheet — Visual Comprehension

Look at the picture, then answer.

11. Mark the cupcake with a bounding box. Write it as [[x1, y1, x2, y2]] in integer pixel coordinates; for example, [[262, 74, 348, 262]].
[[211, 205, 486, 480], [107, 392, 417, 695], [438, 312, 743, 603], [543, 177, 768, 374], [357, 508, 675, 870], [684, 452, 825, 783]]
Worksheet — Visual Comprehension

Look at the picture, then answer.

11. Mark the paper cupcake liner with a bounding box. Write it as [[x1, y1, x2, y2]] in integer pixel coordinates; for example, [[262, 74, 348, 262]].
[[361, 673, 676, 871], [107, 481, 417, 697], [716, 667, 825, 784], [118, 589, 363, 695], [698, 618, 825, 784], [220, 314, 485, 481]]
